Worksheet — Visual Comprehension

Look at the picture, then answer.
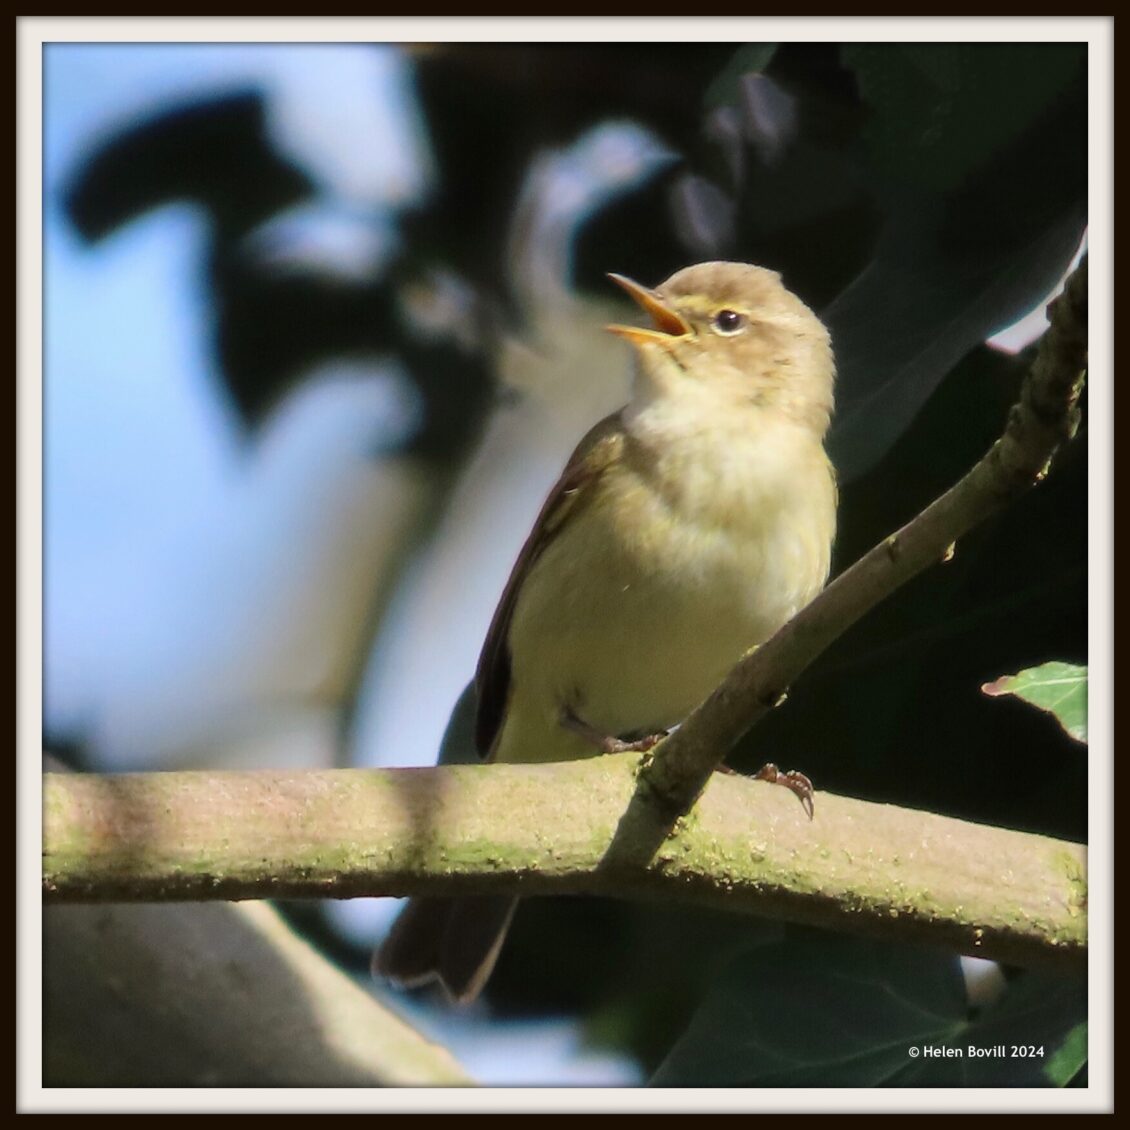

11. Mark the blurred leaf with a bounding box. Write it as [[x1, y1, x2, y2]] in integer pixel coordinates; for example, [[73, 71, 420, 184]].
[[651, 935, 1086, 1087], [930, 964, 1087, 1087], [688, 45, 879, 306], [411, 44, 736, 304], [824, 42, 1087, 480], [691, 42, 1087, 481], [63, 91, 314, 244], [652, 936, 964, 1086], [670, 173, 737, 257], [983, 662, 1088, 745], [1044, 1023, 1088, 1087], [488, 895, 784, 1073], [825, 208, 1085, 481], [845, 43, 1085, 193], [703, 44, 779, 109], [61, 86, 501, 446]]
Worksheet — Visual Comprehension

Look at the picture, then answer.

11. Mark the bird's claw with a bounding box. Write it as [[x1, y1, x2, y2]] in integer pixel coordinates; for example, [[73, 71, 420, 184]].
[[752, 762, 815, 820], [601, 731, 668, 753]]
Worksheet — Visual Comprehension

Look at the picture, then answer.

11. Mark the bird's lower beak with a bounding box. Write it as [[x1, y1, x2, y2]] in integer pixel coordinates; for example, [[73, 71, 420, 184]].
[[605, 273, 692, 344]]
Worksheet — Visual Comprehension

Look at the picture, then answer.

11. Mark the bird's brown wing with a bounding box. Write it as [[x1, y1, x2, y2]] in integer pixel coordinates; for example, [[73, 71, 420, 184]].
[[474, 411, 626, 758]]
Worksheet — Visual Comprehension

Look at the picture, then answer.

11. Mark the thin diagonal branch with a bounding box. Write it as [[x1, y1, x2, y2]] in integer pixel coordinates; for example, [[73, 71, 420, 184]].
[[641, 258, 1087, 814]]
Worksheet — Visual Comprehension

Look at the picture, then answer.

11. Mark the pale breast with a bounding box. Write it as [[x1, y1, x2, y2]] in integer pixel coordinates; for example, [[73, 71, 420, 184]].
[[500, 423, 834, 761]]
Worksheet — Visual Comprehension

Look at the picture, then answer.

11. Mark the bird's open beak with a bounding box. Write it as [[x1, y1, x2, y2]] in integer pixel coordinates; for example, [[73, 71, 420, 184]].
[[605, 273, 692, 344]]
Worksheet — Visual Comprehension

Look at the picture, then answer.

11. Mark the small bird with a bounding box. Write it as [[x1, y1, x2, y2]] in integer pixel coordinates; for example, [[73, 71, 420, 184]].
[[374, 261, 837, 1003]]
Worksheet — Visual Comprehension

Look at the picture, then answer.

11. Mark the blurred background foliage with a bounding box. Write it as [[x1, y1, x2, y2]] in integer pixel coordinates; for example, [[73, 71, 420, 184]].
[[44, 40, 1088, 1087]]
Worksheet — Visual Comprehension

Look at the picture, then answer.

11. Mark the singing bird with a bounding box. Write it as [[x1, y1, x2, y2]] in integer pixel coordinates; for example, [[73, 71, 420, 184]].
[[375, 261, 837, 1003]]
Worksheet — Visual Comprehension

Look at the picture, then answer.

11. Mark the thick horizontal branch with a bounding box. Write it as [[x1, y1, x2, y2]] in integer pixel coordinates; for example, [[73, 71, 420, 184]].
[[644, 258, 1088, 812], [44, 757, 1086, 974]]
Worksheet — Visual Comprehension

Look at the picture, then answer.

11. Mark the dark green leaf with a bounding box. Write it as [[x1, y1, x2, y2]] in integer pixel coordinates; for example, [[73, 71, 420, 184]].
[[652, 936, 966, 1086], [823, 43, 1087, 479], [651, 936, 1086, 1087], [845, 43, 1085, 193], [826, 209, 1085, 481]]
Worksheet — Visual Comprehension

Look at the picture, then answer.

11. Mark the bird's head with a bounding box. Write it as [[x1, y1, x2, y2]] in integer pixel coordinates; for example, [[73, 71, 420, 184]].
[[606, 261, 834, 436]]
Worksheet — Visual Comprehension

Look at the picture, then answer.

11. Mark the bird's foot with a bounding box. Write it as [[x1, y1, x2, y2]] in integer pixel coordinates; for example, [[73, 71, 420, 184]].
[[560, 706, 669, 754], [603, 731, 669, 754], [752, 762, 815, 820]]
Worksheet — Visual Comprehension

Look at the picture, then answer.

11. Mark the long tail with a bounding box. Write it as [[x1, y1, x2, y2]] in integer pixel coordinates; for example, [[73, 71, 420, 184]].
[[372, 896, 518, 1005]]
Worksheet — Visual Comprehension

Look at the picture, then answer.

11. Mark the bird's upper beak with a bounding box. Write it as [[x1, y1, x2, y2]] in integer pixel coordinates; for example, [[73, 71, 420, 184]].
[[605, 273, 692, 345]]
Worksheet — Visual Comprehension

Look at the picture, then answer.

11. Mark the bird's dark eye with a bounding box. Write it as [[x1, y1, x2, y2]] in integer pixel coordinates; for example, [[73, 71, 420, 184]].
[[711, 309, 746, 335]]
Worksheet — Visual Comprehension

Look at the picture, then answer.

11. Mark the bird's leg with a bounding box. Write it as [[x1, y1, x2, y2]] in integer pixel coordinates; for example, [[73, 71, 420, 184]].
[[560, 705, 669, 754], [752, 763, 815, 820]]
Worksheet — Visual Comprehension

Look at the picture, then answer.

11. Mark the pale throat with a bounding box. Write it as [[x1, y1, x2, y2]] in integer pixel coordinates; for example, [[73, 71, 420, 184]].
[[621, 375, 827, 526]]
